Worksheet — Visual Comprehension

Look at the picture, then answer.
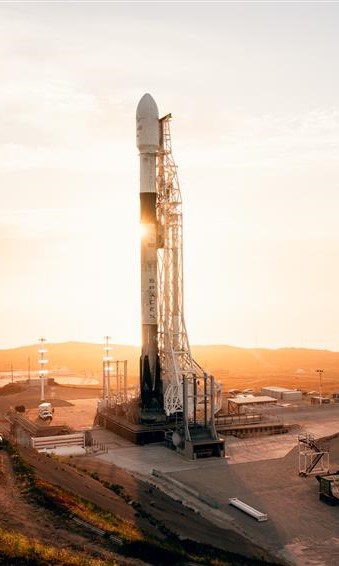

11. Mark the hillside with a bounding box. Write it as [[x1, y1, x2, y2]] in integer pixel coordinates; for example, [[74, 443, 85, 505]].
[[0, 342, 140, 376], [192, 344, 339, 373], [1, 342, 339, 385], [0, 439, 275, 566]]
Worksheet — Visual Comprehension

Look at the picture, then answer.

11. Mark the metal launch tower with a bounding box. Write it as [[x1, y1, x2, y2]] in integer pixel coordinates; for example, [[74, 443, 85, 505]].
[[157, 113, 190, 416], [157, 114, 206, 417]]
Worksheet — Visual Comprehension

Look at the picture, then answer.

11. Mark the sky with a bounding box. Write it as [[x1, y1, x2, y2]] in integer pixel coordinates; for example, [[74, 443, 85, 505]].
[[1, 1, 339, 350]]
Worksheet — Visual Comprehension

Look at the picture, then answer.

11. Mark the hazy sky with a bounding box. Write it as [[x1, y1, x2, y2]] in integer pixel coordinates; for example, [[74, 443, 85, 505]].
[[1, 1, 339, 350]]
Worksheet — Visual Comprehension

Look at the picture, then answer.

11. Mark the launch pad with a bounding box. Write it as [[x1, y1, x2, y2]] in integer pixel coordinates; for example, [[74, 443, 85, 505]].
[[95, 406, 170, 445], [96, 370, 225, 458], [98, 94, 224, 459]]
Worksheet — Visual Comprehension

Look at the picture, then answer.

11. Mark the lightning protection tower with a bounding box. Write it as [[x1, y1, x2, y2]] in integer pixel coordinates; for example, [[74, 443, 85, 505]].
[[38, 337, 48, 401], [103, 336, 113, 402]]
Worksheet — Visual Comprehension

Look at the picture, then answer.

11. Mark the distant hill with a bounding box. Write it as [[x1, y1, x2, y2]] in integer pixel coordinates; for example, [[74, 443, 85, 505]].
[[192, 344, 339, 374], [1, 342, 339, 380], [0, 342, 140, 377]]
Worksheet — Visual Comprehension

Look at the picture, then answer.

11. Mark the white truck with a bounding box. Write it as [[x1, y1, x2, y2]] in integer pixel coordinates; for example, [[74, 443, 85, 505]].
[[38, 402, 53, 421]]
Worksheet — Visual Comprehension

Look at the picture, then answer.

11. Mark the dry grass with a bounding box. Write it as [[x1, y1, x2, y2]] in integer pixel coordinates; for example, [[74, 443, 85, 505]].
[[2, 440, 279, 566], [0, 527, 117, 565], [32, 479, 142, 542]]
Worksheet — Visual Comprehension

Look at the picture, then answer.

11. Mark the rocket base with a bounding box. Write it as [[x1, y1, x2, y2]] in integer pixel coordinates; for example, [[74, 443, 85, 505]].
[[94, 405, 172, 445], [94, 406, 225, 458]]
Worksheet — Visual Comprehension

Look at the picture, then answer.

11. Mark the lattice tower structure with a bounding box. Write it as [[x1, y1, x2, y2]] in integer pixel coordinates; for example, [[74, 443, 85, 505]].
[[156, 116, 221, 416]]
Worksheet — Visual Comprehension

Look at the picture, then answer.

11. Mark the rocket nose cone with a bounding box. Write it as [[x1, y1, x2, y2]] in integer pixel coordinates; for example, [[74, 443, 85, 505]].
[[136, 93, 160, 151], [136, 93, 159, 121]]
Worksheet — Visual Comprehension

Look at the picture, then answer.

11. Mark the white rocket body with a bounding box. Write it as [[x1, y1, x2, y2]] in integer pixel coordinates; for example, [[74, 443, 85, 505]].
[[136, 94, 161, 407]]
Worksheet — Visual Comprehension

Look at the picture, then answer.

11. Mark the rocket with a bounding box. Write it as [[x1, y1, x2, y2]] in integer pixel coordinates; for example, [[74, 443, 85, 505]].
[[136, 93, 162, 411]]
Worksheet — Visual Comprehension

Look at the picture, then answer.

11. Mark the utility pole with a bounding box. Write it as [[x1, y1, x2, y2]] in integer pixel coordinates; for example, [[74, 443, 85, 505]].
[[316, 369, 324, 404], [38, 338, 48, 401], [103, 336, 112, 401]]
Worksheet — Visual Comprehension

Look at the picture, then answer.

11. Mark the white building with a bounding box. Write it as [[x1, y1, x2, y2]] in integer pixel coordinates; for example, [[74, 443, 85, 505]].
[[261, 386, 302, 401]]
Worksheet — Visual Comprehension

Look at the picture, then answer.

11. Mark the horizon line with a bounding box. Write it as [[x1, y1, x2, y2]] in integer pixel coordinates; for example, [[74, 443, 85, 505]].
[[0, 340, 338, 354]]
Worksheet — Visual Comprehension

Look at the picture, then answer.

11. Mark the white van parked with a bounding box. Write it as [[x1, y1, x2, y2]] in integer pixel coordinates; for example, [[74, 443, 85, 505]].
[[38, 402, 53, 420]]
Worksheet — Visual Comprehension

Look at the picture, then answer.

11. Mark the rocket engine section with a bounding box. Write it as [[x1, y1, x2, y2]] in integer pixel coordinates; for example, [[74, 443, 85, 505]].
[[136, 94, 162, 410]]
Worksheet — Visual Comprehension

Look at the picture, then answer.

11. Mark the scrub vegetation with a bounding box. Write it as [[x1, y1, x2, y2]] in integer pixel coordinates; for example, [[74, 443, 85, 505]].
[[1, 439, 280, 565]]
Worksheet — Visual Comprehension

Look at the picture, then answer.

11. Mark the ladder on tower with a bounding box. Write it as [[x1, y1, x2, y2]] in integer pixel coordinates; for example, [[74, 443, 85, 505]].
[[156, 115, 222, 418], [298, 433, 330, 476]]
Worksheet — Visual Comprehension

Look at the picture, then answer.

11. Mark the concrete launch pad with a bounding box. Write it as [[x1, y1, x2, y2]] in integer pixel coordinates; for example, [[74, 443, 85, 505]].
[[95, 408, 171, 445]]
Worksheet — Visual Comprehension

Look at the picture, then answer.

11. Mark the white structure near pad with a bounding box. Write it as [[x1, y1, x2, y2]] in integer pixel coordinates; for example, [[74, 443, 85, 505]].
[[229, 498, 268, 522]]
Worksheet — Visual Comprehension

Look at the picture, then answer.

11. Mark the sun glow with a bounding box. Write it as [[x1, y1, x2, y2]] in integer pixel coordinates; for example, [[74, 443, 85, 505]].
[[140, 224, 148, 239]]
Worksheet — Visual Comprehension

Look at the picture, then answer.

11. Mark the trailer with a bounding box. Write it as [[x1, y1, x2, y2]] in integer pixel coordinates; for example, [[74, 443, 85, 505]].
[[317, 471, 339, 505]]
